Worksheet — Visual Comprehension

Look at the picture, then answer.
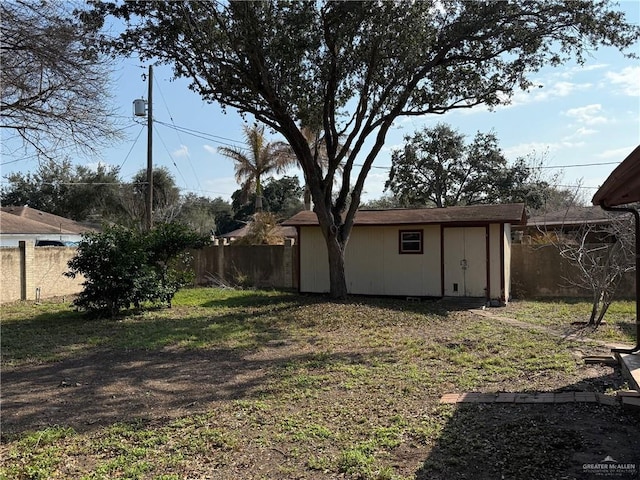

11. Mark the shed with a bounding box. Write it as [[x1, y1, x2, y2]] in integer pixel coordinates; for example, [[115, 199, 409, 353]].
[[283, 203, 526, 302]]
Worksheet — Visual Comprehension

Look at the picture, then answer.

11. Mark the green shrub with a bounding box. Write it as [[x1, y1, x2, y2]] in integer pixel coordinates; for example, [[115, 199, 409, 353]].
[[66, 223, 209, 316]]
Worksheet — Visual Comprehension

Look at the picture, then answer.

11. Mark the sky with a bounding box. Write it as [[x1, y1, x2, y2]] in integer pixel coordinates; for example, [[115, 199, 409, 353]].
[[2, 1, 639, 206]]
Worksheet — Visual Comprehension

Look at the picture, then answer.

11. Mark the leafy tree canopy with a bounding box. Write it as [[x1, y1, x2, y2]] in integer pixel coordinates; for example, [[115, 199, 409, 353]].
[[86, 0, 639, 297], [1, 158, 121, 221], [385, 123, 555, 210], [111, 166, 181, 231], [176, 193, 234, 236]]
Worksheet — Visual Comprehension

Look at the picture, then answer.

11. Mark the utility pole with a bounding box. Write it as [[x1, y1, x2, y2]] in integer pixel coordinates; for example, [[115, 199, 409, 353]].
[[145, 65, 153, 231]]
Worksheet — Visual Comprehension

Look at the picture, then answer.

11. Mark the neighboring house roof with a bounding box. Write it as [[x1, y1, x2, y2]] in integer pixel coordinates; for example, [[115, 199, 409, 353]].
[[220, 224, 298, 239], [0, 206, 97, 234], [283, 203, 526, 226], [0, 211, 80, 234], [525, 206, 612, 229], [592, 145, 640, 207]]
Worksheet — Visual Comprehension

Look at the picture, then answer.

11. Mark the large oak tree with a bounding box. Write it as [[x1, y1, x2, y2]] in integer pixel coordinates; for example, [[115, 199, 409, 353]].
[[385, 123, 554, 209], [87, 0, 638, 298]]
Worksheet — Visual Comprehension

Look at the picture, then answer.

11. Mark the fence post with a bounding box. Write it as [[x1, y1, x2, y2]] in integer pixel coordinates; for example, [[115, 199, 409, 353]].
[[218, 238, 227, 282], [283, 238, 294, 288], [19, 241, 35, 300]]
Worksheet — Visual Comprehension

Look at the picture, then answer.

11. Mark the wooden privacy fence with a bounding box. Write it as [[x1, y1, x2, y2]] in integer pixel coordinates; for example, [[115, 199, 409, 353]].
[[511, 243, 635, 299], [189, 239, 299, 290]]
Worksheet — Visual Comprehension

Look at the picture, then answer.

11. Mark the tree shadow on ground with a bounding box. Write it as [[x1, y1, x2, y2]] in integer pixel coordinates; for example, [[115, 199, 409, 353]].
[[619, 320, 639, 341], [1, 344, 396, 437], [415, 373, 640, 480]]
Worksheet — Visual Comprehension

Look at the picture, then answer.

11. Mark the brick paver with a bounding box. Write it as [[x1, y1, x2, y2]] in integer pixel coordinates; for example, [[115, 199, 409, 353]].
[[574, 392, 597, 403], [440, 391, 625, 405], [495, 393, 516, 403], [621, 397, 640, 410], [596, 393, 619, 406], [554, 392, 576, 403]]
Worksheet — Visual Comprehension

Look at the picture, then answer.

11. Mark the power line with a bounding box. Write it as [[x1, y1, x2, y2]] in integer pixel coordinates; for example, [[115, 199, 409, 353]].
[[154, 119, 242, 148], [119, 126, 145, 170], [154, 75, 203, 193], [153, 123, 191, 189], [537, 161, 620, 169]]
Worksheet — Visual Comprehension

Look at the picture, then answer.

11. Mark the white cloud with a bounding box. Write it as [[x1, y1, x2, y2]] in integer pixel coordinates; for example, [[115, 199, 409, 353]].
[[560, 63, 609, 78], [503, 140, 585, 160], [574, 127, 598, 136], [361, 171, 389, 201], [563, 126, 598, 141], [503, 142, 558, 159], [605, 66, 640, 97], [203, 144, 217, 155], [564, 104, 608, 125], [549, 81, 591, 98], [381, 142, 405, 153], [172, 144, 189, 158], [595, 145, 637, 160], [471, 77, 592, 112]]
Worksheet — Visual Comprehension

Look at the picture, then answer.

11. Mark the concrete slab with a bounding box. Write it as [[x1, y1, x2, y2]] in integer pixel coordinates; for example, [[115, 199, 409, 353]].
[[615, 352, 640, 391]]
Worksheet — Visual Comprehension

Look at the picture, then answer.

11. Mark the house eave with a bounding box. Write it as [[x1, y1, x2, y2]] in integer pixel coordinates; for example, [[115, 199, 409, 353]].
[[592, 145, 640, 207]]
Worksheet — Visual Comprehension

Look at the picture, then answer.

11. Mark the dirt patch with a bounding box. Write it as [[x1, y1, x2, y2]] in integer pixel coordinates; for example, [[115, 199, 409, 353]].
[[1, 347, 270, 434]]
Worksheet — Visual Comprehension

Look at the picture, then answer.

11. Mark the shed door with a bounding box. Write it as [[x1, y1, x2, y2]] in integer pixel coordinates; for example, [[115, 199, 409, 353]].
[[443, 227, 487, 297]]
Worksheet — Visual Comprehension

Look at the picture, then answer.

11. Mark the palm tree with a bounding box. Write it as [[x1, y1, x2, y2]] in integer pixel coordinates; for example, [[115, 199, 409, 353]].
[[218, 124, 294, 211]]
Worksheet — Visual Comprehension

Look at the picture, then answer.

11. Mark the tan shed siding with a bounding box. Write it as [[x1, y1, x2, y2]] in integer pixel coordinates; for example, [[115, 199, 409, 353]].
[[299, 226, 330, 293], [489, 223, 502, 299], [299, 225, 442, 295], [397, 225, 440, 296], [345, 227, 385, 294], [344, 225, 441, 296], [503, 223, 512, 301]]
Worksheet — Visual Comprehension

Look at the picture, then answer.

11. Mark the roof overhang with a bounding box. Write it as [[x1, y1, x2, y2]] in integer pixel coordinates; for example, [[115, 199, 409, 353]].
[[283, 203, 527, 227], [592, 145, 640, 207]]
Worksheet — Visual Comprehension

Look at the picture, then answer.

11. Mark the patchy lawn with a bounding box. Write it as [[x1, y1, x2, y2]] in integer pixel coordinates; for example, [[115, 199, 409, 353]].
[[1, 290, 639, 480], [500, 299, 637, 346]]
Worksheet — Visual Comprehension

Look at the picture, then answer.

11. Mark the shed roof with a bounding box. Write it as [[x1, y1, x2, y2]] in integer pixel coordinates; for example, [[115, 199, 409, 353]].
[[283, 203, 526, 226], [592, 145, 640, 207], [0, 206, 97, 234]]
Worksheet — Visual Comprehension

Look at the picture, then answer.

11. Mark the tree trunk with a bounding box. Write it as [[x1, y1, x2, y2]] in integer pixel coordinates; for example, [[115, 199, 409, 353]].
[[313, 198, 349, 299], [325, 231, 348, 299], [588, 291, 602, 326], [303, 187, 311, 211]]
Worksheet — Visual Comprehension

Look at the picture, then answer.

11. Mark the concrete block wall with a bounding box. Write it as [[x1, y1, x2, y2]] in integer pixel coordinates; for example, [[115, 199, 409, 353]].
[[0, 241, 84, 303]]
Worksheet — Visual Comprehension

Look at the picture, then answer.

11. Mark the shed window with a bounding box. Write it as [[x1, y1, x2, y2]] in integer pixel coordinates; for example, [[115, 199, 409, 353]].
[[399, 230, 423, 254]]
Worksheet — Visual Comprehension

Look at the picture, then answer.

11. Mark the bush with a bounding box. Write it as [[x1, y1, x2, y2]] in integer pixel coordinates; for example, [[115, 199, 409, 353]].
[[66, 223, 210, 316]]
